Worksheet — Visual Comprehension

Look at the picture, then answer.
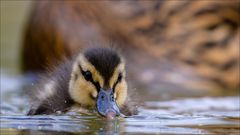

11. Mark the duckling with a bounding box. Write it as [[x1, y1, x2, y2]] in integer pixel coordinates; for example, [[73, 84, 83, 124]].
[[27, 48, 138, 118]]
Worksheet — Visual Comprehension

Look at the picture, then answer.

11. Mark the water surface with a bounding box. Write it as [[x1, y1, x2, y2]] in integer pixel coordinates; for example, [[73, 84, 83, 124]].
[[1, 73, 239, 134]]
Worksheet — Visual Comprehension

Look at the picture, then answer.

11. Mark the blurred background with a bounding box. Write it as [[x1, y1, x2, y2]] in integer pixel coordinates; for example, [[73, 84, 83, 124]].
[[1, 1, 31, 75], [0, 1, 239, 134]]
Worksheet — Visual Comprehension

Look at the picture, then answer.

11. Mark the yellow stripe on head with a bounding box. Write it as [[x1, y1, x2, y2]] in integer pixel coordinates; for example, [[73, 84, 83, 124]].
[[109, 61, 127, 107], [69, 54, 104, 107]]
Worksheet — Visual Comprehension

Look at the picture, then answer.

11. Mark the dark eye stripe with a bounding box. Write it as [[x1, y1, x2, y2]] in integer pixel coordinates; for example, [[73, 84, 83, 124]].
[[113, 73, 123, 92], [79, 65, 92, 81], [117, 73, 122, 82], [79, 64, 100, 92]]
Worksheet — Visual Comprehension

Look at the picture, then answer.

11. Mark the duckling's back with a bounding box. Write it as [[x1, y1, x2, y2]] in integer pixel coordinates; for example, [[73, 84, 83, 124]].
[[27, 58, 74, 115]]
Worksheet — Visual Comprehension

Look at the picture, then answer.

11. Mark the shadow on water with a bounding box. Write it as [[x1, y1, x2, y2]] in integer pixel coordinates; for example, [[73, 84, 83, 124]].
[[0, 73, 239, 134]]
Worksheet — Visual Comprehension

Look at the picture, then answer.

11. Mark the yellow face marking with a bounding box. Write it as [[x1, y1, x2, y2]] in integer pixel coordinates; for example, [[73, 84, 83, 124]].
[[109, 63, 125, 88], [69, 54, 104, 107], [109, 62, 127, 107], [115, 79, 127, 107]]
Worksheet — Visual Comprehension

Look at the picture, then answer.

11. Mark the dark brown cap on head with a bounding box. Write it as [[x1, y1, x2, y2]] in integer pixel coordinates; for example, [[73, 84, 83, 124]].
[[84, 48, 121, 84]]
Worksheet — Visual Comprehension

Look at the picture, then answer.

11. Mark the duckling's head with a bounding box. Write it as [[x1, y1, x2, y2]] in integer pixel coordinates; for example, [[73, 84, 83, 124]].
[[69, 48, 127, 118]]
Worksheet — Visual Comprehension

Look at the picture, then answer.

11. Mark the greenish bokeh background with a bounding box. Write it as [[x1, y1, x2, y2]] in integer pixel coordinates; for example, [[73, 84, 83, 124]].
[[1, 1, 32, 75]]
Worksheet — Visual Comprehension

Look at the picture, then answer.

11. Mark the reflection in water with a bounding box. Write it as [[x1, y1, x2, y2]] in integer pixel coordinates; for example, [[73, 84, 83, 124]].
[[0, 73, 239, 134], [1, 112, 239, 134], [1, 115, 123, 134]]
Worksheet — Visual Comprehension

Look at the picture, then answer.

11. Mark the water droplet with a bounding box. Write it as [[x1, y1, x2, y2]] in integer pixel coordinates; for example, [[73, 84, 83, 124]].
[[18, 126, 24, 129], [38, 126, 42, 129], [56, 111, 62, 114]]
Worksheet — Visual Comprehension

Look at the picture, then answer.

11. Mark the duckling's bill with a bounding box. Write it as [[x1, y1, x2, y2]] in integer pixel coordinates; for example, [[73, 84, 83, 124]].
[[97, 88, 120, 119]]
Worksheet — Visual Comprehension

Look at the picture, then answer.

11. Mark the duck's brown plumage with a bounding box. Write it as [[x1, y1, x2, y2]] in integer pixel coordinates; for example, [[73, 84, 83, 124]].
[[22, 1, 239, 97]]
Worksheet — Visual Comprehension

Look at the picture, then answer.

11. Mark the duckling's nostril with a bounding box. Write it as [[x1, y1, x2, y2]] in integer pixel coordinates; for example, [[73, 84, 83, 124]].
[[101, 95, 104, 99], [111, 95, 114, 101]]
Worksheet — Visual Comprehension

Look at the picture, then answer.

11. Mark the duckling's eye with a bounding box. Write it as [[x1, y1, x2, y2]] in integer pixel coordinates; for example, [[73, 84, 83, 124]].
[[117, 73, 122, 82], [83, 71, 92, 81]]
